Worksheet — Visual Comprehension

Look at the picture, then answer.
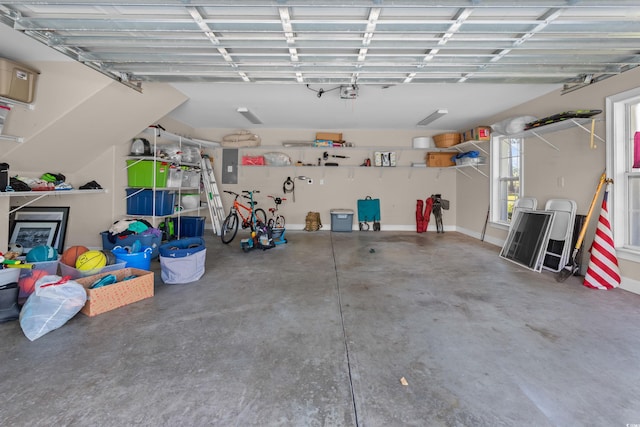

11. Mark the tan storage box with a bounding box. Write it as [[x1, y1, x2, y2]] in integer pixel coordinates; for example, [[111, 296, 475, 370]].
[[316, 132, 343, 142], [0, 58, 39, 103], [433, 133, 461, 148], [462, 126, 491, 142], [74, 268, 154, 317], [426, 152, 456, 167]]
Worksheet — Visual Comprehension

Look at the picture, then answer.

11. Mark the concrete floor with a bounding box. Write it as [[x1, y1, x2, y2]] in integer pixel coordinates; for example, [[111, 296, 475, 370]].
[[1, 231, 640, 426]]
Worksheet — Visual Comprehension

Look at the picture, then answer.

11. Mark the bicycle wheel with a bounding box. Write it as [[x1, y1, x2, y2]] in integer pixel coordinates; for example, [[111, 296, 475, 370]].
[[253, 208, 267, 228], [267, 218, 275, 228], [275, 215, 286, 228], [221, 212, 239, 244]]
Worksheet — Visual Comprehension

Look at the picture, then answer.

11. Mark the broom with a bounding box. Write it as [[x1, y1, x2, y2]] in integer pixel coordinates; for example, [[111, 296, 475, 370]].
[[556, 172, 607, 282]]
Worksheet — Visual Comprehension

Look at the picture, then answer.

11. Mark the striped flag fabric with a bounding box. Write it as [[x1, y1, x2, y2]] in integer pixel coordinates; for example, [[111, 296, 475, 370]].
[[583, 190, 621, 290]]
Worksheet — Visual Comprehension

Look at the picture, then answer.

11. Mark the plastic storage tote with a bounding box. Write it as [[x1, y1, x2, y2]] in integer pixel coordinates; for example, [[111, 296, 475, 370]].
[[126, 159, 170, 188], [101, 231, 162, 259], [330, 209, 354, 232], [126, 189, 175, 216]]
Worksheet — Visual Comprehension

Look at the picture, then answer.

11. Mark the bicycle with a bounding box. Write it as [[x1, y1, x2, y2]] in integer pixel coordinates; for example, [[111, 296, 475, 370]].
[[266, 195, 287, 229], [221, 190, 267, 244]]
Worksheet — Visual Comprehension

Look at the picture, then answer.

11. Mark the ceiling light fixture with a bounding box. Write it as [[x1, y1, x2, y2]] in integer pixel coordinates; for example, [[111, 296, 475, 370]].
[[417, 109, 448, 127], [237, 107, 263, 124]]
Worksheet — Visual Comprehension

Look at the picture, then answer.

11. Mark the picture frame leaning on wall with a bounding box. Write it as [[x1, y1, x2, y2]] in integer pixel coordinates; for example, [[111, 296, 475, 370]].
[[9, 220, 61, 254], [9, 206, 70, 253]]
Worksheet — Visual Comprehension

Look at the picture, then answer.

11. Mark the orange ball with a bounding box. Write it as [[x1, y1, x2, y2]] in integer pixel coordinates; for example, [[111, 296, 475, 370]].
[[60, 245, 89, 267], [18, 269, 48, 295]]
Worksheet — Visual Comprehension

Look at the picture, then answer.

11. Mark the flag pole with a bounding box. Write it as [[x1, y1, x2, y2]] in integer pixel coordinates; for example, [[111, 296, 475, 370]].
[[556, 172, 609, 282]]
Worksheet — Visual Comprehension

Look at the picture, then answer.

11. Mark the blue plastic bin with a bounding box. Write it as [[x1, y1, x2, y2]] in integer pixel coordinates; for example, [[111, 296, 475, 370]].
[[171, 216, 205, 238], [101, 231, 161, 259], [126, 189, 175, 216]]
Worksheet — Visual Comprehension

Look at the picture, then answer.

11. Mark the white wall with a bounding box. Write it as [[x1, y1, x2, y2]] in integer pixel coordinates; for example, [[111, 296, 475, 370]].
[[455, 66, 640, 289], [189, 128, 458, 230]]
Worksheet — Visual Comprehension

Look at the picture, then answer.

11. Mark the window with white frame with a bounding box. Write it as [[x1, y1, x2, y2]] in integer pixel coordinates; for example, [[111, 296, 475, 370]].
[[491, 136, 523, 224], [607, 87, 640, 258]]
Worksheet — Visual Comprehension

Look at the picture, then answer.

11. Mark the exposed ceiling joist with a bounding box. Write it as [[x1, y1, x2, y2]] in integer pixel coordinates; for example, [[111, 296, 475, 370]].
[[0, 1, 638, 88]]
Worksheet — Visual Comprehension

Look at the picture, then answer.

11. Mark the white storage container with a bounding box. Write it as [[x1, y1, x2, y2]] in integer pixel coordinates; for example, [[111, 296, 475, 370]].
[[412, 136, 434, 148]]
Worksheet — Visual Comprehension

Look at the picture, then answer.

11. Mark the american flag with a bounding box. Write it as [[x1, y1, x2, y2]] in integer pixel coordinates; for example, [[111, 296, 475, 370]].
[[583, 190, 621, 290]]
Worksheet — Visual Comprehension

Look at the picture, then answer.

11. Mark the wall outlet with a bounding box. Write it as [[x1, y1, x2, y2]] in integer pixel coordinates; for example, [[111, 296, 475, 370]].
[[319, 179, 324, 185]]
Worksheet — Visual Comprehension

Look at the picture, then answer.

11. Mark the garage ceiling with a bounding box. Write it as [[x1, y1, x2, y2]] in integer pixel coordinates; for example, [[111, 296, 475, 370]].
[[1, 1, 639, 130]]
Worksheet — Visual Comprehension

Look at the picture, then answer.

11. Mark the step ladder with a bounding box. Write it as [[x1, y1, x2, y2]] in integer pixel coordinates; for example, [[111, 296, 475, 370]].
[[201, 155, 226, 236]]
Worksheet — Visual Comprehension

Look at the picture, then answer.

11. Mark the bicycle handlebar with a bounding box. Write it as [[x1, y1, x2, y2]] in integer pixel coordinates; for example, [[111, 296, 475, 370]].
[[268, 195, 286, 204]]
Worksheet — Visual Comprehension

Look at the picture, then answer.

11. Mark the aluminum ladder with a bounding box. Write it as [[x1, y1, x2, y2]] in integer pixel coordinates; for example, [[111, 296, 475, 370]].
[[201, 155, 225, 235]]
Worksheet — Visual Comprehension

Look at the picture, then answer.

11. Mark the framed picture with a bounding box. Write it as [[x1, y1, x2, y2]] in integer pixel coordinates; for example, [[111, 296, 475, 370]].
[[10, 206, 70, 253], [9, 220, 61, 254]]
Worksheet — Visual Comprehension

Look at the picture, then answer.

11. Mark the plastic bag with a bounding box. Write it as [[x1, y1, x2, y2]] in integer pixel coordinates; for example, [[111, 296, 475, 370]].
[[490, 116, 537, 135], [19, 275, 87, 341], [263, 152, 291, 166], [221, 130, 261, 147]]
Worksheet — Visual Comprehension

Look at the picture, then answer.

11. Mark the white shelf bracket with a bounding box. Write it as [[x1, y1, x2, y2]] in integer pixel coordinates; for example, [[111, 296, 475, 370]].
[[8, 193, 49, 213], [529, 130, 560, 151], [454, 166, 472, 178], [0, 135, 24, 143]]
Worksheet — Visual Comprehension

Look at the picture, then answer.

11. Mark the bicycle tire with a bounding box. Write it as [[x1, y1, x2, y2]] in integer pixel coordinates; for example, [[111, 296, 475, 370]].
[[221, 212, 239, 244], [254, 208, 267, 228], [267, 218, 275, 228], [275, 215, 286, 228]]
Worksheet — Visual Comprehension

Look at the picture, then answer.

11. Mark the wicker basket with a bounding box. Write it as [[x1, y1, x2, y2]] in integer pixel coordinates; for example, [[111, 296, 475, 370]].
[[433, 133, 461, 148]]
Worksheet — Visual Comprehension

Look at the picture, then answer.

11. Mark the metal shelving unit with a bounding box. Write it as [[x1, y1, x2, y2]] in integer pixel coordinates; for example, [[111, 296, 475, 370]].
[[124, 127, 219, 233]]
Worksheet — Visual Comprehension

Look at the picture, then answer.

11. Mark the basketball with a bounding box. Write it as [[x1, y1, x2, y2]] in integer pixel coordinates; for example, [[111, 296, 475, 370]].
[[60, 245, 89, 267], [101, 249, 116, 265], [18, 269, 48, 295], [26, 245, 58, 263], [75, 250, 107, 271]]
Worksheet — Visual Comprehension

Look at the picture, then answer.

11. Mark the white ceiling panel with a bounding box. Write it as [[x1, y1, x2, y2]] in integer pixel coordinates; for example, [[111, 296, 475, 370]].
[[0, 1, 638, 129]]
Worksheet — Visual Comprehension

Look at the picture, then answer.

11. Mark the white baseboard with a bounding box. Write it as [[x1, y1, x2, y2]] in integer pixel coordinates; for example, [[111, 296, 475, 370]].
[[455, 226, 504, 248], [285, 224, 456, 232], [621, 276, 640, 295]]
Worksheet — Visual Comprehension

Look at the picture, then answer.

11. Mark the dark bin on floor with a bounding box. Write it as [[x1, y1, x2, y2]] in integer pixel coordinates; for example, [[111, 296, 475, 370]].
[[159, 237, 206, 284]]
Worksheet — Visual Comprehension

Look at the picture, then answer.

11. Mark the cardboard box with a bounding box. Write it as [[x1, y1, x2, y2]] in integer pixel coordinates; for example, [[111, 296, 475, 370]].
[[74, 268, 154, 317], [314, 139, 333, 147], [316, 132, 343, 142], [462, 126, 492, 142], [426, 152, 456, 167], [0, 58, 39, 103]]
